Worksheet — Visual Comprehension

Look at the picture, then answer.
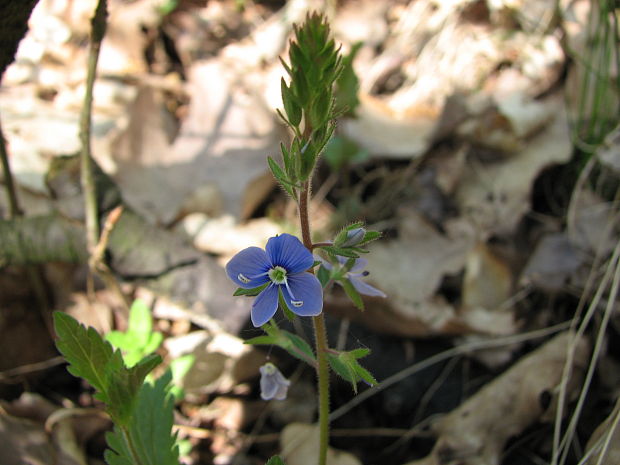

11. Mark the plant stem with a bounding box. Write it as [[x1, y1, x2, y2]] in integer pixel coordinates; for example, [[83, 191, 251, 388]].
[[299, 180, 330, 465], [312, 313, 331, 465], [0, 118, 20, 218], [80, 0, 107, 276]]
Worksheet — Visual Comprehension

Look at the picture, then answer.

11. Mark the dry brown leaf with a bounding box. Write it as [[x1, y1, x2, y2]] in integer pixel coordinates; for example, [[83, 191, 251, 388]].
[[368, 211, 475, 304], [455, 95, 572, 236], [596, 124, 620, 173], [520, 232, 586, 292], [403, 331, 590, 465], [280, 423, 361, 465], [163, 329, 263, 397], [178, 214, 282, 259], [462, 242, 513, 312], [568, 189, 620, 258], [0, 411, 55, 465]]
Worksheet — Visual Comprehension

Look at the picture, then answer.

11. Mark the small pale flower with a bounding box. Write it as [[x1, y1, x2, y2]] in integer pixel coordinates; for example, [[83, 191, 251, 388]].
[[226, 233, 323, 327], [323, 256, 386, 297], [259, 363, 290, 400]]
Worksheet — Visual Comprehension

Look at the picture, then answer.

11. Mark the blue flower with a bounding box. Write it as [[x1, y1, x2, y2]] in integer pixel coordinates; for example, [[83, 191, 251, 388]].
[[259, 362, 290, 400], [226, 233, 323, 327], [322, 256, 386, 297]]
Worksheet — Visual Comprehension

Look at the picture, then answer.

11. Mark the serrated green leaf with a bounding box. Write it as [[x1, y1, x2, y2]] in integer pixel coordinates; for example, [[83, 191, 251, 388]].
[[233, 282, 269, 297], [327, 353, 359, 394], [281, 78, 302, 127], [105, 371, 180, 465], [105, 352, 162, 425], [359, 230, 382, 245], [54, 312, 114, 396], [268, 156, 296, 198], [266, 456, 286, 465], [352, 360, 378, 386], [349, 348, 370, 359], [281, 330, 316, 363], [341, 278, 364, 311]]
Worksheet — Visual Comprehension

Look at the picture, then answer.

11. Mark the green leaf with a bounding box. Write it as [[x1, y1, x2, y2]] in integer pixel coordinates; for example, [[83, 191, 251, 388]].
[[359, 230, 382, 245], [245, 335, 279, 346], [281, 330, 316, 363], [327, 353, 359, 394], [233, 282, 269, 297], [104, 371, 180, 465], [320, 245, 360, 258], [335, 42, 362, 116], [317, 264, 331, 288], [341, 278, 364, 311], [105, 353, 163, 425], [267, 156, 296, 198], [127, 299, 153, 347], [54, 312, 163, 426], [278, 289, 296, 321], [349, 347, 370, 359], [266, 456, 286, 465], [281, 78, 302, 127], [352, 361, 378, 387], [168, 354, 195, 400], [104, 299, 163, 368], [54, 312, 114, 396]]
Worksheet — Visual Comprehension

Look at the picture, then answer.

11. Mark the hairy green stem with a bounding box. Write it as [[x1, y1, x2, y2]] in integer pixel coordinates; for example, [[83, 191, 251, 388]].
[[299, 181, 330, 465]]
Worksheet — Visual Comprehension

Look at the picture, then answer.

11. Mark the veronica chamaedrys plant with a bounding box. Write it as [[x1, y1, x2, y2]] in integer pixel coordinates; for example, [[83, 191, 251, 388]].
[[226, 13, 384, 465], [226, 233, 323, 326]]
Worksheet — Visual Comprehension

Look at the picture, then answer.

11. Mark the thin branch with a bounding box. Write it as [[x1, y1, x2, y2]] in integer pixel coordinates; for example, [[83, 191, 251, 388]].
[[0, 118, 21, 218], [79, 0, 107, 267]]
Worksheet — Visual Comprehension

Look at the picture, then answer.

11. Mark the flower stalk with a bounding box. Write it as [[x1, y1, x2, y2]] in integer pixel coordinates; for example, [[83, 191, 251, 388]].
[[300, 180, 331, 465]]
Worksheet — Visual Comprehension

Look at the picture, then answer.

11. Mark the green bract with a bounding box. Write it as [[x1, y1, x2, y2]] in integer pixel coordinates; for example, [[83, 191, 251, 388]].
[[270, 13, 344, 192]]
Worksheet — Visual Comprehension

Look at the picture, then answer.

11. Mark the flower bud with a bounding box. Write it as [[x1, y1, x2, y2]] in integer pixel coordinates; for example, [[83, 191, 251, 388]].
[[340, 227, 365, 247]]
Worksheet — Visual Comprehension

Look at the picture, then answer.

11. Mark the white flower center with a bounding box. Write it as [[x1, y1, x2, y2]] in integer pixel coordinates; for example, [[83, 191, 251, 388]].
[[268, 266, 287, 284]]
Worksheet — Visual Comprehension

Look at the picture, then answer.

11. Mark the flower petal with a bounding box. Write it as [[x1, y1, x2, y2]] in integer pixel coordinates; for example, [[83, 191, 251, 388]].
[[259, 363, 290, 400], [349, 258, 368, 273], [349, 276, 386, 298], [282, 272, 323, 316], [266, 234, 314, 274], [251, 284, 279, 327], [226, 247, 271, 288]]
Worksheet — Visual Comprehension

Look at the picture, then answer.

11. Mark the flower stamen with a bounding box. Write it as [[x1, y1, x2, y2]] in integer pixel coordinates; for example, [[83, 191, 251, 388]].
[[268, 266, 288, 284], [238, 273, 251, 284]]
